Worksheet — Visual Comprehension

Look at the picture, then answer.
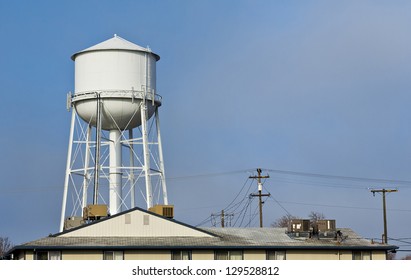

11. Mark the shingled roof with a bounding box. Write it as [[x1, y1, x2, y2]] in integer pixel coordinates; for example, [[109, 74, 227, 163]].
[[11, 228, 396, 251], [7, 207, 398, 254]]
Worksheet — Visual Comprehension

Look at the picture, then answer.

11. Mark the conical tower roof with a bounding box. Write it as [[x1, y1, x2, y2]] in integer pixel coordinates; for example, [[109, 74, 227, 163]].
[[71, 34, 160, 61]]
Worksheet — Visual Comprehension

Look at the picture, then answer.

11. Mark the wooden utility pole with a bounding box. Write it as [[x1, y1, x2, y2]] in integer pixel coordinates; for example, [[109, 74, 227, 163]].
[[250, 168, 270, 228], [211, 210, 234, 227], [370, 188, 397, 244]]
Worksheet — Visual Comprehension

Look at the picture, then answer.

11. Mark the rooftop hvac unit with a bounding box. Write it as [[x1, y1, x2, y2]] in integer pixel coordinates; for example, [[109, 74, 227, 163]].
[[288, 219, 311, 232], [63, 216, 84, 230], [149, 204, 174, 218], [317, 219, 336, 232], [83, 204, 108, 220]]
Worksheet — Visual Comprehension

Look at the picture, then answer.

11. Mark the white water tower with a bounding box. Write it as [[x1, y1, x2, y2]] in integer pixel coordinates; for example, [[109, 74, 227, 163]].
[[60, 35, 169, 231]]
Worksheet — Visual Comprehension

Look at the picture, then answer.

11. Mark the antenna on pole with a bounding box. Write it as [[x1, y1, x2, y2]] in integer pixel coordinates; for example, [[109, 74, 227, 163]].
[[370, 188, 397, 244], [250, 168, 270, 228]]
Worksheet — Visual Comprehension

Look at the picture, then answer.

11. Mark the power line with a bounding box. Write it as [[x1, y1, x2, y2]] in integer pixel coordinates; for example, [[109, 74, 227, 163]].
[[168, 169, 250, 180], [268, 177, 370, 190], [224, 177, 251, 212], [276, 200, 411, 212], [389, 238, 411, 246], [4, 167, 411, 195], [237, 197, 253, 227], [168, 168, 411, 187], [243, 195, 270, 228], [264, 168, 411, 186], [192, 168, 411, 228], [268, 195, 293, 217], [196, 176, 255, 227]]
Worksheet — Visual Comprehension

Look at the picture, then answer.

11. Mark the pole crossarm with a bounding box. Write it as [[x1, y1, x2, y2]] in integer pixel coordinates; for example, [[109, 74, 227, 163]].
[[250, 193, 271, 197], [248, 169, 270, 181], [370, 189, 398, 195]]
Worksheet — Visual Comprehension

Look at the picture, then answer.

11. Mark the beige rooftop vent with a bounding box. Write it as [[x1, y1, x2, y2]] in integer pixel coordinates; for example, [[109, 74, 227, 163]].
[[83, 204, 108, 220], [149, 204, 174, 218], [63, 216, 84, 230]]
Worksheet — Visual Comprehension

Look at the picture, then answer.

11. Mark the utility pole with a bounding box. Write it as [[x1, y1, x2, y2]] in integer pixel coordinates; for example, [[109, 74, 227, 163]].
[[250, 168, 270, 228], [211, 210, 234, 228], [370, 188, 398, 244]]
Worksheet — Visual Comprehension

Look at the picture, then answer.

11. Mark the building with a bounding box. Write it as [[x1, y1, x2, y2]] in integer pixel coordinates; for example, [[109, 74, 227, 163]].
[[6, 207, 397, 260]]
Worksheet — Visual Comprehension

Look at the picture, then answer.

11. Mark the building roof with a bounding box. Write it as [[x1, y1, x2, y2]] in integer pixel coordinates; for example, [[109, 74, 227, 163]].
[[7, 207, 397, 253], [12, 227, 395, 251]]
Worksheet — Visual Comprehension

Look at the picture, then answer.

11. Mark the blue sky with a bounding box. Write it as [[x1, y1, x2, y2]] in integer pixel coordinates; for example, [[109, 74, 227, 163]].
[[1, 1, 411, 258]]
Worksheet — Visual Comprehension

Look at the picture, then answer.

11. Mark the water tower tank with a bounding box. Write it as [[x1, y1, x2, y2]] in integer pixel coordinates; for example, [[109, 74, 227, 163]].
[[71, 34, 161, 130]]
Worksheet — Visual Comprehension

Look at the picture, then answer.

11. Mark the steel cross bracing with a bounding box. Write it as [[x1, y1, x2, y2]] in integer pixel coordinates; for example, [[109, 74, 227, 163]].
[[60, 96, 168, 232]]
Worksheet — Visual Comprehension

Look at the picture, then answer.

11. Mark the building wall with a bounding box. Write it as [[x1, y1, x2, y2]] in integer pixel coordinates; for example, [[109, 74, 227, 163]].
[[287, 250, 346, 260], [62, 210, 213, 238], [337, 250, 356, 260], [371, 251, 386, 260], [15, 248, 387, 260], [62, 250, 103, 260], [286, 250, 387, 260], [192, 250, 214, 260], [125, 250, 170, 260], [244, 250, 266, 260], [17, 251, 33, 260]]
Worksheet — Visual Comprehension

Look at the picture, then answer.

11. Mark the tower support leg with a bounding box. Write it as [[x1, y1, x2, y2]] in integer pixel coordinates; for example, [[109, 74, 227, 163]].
[[155, 108, 168, 205], [129, 129, 135, 208], [141, 101, 153, 209], [109, 129, 122, 215], [60, 109, 76, 232], [82, 125, 92, 209]]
